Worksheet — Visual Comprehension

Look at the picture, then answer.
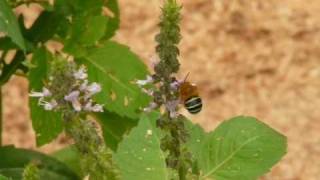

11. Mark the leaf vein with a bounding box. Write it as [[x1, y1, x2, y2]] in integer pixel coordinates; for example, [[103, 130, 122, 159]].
[[202, 135, 260, 178]]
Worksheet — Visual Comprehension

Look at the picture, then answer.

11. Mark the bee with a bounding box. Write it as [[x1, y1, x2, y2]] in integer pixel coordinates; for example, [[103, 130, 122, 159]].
[[179, 74, 202, 114]]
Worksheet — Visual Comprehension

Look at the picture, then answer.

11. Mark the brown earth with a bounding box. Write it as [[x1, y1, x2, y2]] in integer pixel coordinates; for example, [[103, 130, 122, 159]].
[[2, 0, 320, 179]]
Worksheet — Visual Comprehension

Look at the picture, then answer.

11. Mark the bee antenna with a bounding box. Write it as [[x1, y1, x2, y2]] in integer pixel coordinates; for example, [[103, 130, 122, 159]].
[[183, 72, 190, 82]]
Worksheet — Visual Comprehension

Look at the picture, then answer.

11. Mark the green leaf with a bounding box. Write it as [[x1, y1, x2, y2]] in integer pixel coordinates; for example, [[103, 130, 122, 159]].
[[51, 145, 82, 178], [55, 0, 104, 16], [79, 41, 150, 119], [189, 116, 287, 180], [21, 11, 68, 44], [103, 0, 120, 39], [114, 112, 171, 180], [94, 110, 138, 151], [0, 174, 10, 180], [56, 0, 120, 56], [185, 121, 206, 163], [28, 48, 63, 146], [0, 0, 25, 51], [0, 146, 80, 180], [0, 51, 25, 86], [0, 37, 18, 51], [63, 15, 107, 56]]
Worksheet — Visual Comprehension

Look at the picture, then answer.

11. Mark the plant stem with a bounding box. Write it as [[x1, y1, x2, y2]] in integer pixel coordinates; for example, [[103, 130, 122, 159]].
[[0, 51, 25, 86], [0, 86, 2, 146]]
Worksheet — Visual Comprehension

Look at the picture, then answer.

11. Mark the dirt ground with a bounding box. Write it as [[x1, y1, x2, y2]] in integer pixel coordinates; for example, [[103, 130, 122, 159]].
[[2, 0, 320, 179]]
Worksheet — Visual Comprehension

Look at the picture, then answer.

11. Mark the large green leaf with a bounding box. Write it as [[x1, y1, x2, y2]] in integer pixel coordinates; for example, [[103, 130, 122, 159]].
[[28, 48, 63, 146], [94, 110, 138, 151], [113, 113, 286, 180], [189, 116, 287, 180], [79, 41, 150, 119], [0, 146, 79, 180], [114, 113, 171, 180], [0, 0, 25, 51]]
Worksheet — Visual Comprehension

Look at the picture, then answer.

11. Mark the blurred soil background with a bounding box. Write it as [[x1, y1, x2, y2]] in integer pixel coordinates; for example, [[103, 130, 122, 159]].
[[2, 0, 320, 179]]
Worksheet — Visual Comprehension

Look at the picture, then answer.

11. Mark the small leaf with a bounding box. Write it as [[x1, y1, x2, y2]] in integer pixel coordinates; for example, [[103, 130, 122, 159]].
[[0, 146, 79, 180], [28, 48, 63, 146], [94, 110, 138, 151], [114, 112, 171, 180], [0, 0, 25, 51], [188, 116, 287, 180], [79, 41, 150, 119]]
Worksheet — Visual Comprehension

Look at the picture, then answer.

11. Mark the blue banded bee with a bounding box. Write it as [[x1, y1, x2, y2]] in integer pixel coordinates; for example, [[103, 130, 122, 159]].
[[179, 75, 202, 114]]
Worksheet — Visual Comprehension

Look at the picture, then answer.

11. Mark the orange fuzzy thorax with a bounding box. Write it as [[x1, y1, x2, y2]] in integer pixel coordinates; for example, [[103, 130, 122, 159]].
[[179, 81, 199, 102]]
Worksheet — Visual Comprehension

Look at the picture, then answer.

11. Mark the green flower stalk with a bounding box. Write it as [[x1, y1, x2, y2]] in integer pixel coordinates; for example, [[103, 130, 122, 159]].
[[137, 0, 198, 179], [155, 0, 181, 77], [22, 162, 40, 180], [66, 118, 120, 180], [30, 57, 120, 180]]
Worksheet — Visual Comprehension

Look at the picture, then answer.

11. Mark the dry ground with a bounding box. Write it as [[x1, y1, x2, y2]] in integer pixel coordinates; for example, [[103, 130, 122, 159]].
[[2, 0, 320, 179]]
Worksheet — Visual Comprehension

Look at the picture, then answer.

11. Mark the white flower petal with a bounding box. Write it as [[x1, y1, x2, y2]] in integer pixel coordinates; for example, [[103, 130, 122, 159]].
[[42, 87, 52, 97], [143, 102, 158, 112], [44, 100, 58, 111], [29, 91, 45, 97], [79, 80, 88, 91], [83, 100, 93, 111], [29, 87, 51, 97], [87, 82, 101, 94], [136, 75, 153, 86], [64, 91, 80, 102], [73, 66, 88, 80], [64, 91, 82, 111], [142, 88, 154, 96], [71, 100, 82, 112], [91, 104, 104, 112], [169, 111, 179, 118]]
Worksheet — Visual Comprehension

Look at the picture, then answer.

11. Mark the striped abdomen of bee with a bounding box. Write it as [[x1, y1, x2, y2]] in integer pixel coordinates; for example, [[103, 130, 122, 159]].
[[179, 81, 202, 114], [184, 96, 202, 114]]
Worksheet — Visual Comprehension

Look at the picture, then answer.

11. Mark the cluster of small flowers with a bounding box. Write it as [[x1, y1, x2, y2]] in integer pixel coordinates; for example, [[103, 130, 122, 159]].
[[30, 65, 104, 113], [136, 68, 182, 118]]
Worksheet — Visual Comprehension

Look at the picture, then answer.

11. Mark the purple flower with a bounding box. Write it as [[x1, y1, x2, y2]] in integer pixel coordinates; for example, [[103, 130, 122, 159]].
[[64, 91, 82, 111], [165, 100, 179, 118]]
